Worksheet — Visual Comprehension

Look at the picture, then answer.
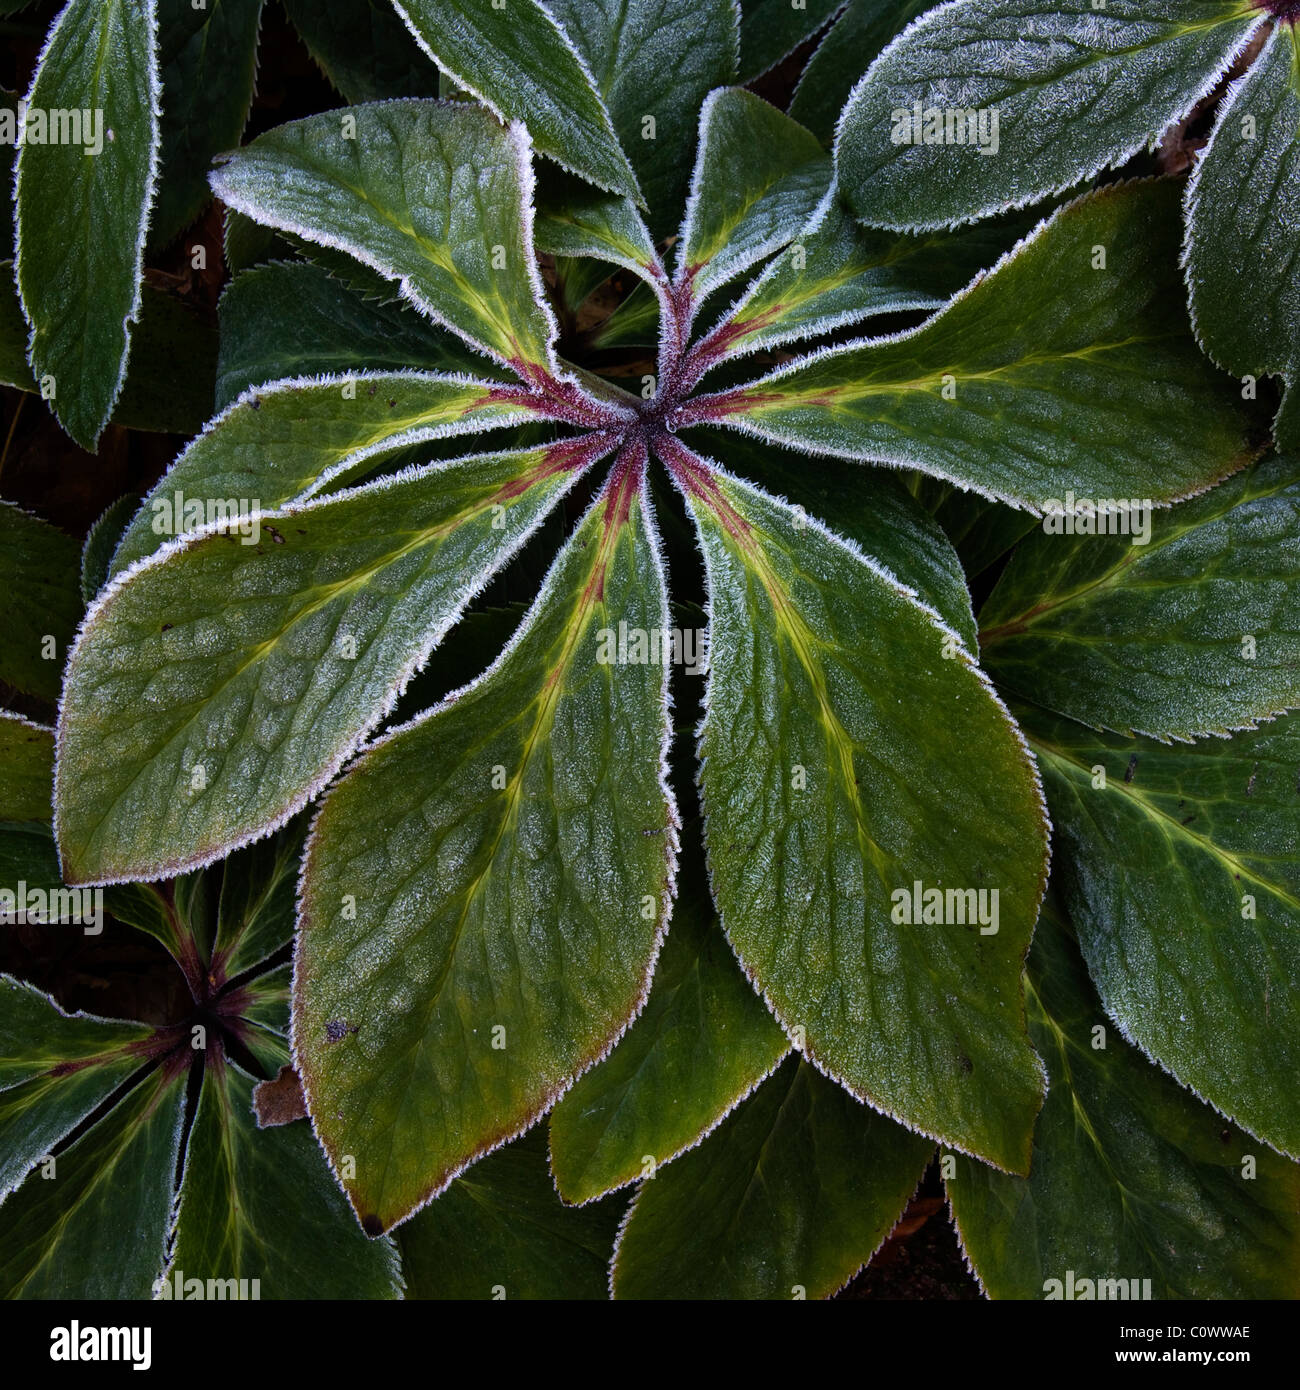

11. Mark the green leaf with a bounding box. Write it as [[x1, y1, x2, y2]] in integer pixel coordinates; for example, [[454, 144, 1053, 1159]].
[[281, 0, 440, 103], [222, 205, 288, 274], [0, 261, 31, 391], [0, 269, 217, 435], [835, 0, 1262, 232], [0, 976, 154, 1198], [392, 0, 641, 201], [110, 371, 532, 576], [0, 88, 16, 255], [546, 0, 739, 238], [1023, 703, 1300, 1159], [153, 0, 262, 247], [0, 1060, 186, 1298], [168, 1050, 402, 1299], [0, 714, 53, 821], [913, 476, 1040, 581], [208, 101, 559, 372], [0, 822, 63, 898], [611, 1056, 934, 1299], [231, 963, 291, 1067], [211, 823, 304, 983], [693, 427, 978, 651], [677, 89, 831, 309], [109, 286, 219, 435], [662, 445, 1048, 1171], [0, 502, 81, 703], [692, 181, 1262, 511], [295, 456, 677, 1233], [949, 898, 1300, 1300], [981, 456, 1300, 740], [80, 493, 138, 606], [100, 877, 204, 967], [588, 278, 659, 349], [287, 238, 414, 309], [58, 438, 606, 884], [534, 170, 660, 282], [789, 0, 930, 145], [398, 1127, 623, 1298], [1186, 23, 1300, 452], [550, 253, 619, 322], [693, 188, 1032, 371], [14, 0, 161, 447], [738, 0, 841, 82], [549, 837, 788, 1205], [215, 261, 499, 411]]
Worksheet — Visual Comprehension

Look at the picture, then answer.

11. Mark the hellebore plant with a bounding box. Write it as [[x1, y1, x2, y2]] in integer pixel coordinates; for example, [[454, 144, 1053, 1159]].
[[3, 0, 1300, 1301], [0, 811, 401, 1299]]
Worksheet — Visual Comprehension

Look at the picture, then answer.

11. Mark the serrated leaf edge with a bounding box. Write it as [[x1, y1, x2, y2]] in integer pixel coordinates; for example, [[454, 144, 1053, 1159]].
[[13, 0, 164, 449], [660, 441, 1052, 1175], [208, 103, 567, 379], [56, 435, 613, 886], [107, 367, 534, 579], [391, 0, 642, 204], [832, 0, 1265, 234], [689, 178, 1261, 515], [291, 453, 682, 1235]]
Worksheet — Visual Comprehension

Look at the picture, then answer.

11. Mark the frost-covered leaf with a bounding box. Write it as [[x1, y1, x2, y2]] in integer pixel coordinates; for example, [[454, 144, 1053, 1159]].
[[981, 456, 1300, 740], [101, 877, 207, 969], [738, 0, 842, 82], [548, 0, 739, 238], [282, 0, 439, 103], [57, 438, 608, 884], [295, 456, 677, 1233], [153, 0, 262, 246], [1186, 23, 1300, 452], [232, 964, 291, 1071], [589, 279, 660, 349], [0, 977, 154, 1199], [687, 182, 1261, 511], [208, 101, 558, 372], [214, 262, 499, 410], [0, 87, 14, 253], [550, 253, 620, 324], [534, 171, 660, 282], [0, 715, 53, 821], [661, 443, 1047, 1171], [392, 0, 640, 200], [0, 502, 81, 703], [0, 270, 218, 436], [549, 838, 788, 1205], [694, 428, 978, 650], [80, 494, 137, 606], [107, 287, 218, 436], [789, 0, 930, 144], [15, 0, 161, 448], [210, 824, 304, 984], [0, 260, 30, 390], [0, 1060, 186, 1298], [168, 1048, 402, 1298], [915, 478, 1039, 581], [676, 89, 831, 310], [1023, 704, 1300, 1159], [611, 1056, 934, 1299], [398, 1127, 623, 1298], [835, 0, 1262, 232], [0, 822, 63, 901], [110, 371, 532, 575], [949, 898, 1300, 1300], [692, 187, 1029, 368]]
